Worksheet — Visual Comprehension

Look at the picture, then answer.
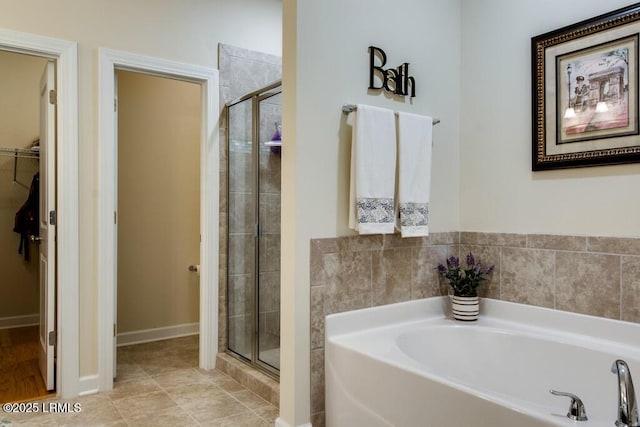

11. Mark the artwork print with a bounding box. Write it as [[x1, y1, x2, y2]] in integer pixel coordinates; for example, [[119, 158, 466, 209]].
[[557, 36, 638, 144], [532, 3, 640, 170]]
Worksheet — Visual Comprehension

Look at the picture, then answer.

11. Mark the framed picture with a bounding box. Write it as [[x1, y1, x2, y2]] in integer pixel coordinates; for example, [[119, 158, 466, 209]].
[[532, 3, 640, 170]]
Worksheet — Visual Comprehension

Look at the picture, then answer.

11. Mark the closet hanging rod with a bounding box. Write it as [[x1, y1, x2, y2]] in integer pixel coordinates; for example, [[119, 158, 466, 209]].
[[0, 147, 40, 159], [342, 104, 440, 125]]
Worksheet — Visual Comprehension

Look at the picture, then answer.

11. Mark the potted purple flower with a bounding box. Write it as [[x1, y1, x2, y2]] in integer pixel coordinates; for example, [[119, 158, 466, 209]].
[[437, 253, 494, 321]]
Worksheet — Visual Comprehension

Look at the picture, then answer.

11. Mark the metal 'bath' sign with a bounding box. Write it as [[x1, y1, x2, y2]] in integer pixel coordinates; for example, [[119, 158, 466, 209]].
[[368, 46, 416, 98]]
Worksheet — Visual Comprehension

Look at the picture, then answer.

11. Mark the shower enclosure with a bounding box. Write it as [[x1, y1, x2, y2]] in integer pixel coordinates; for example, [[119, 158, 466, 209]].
[[226, 81, 281, 377]]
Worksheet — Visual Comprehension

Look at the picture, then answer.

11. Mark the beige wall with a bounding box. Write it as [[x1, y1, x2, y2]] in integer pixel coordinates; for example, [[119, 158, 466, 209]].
[[0, 51, 47, 320], [116, 70, 200, 334], [460, 0, 640, 236], [282, 0, 462, 424], [0, 0, 282, 377]]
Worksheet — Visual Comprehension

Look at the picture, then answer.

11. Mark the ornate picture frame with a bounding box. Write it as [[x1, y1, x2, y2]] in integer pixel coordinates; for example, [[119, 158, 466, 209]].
[[532, 3, 640, 170]]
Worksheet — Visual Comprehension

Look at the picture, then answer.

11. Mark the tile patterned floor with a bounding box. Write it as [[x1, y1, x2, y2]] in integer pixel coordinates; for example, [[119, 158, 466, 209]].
[[1, 336, 279, 426]]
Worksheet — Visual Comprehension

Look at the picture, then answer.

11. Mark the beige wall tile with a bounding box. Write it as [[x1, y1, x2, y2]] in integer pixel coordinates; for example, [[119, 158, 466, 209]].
[[338, 234, 383, 252], [413, 245, 451, 299], [229, 192, 254, 234], [556, 252, 620, 319], [422, 232, 460, 246], [379, 233, 422, 248], [324, 251, 372, 315], [588, 236, 640, 255], [312, 237, 340, 254], [501, 247, 554, 308], [259, 272, 280, 312], [310, 240, 325, 286], [458, 245, 500, 298], [311, 245, 340, 286], [372, 248, 413, 305], [311, 411, 326, 427], [310, 349, 325, 415], [260, 195, 281, 235], [259, 234, 281, 273], [527, 234, 587, 252], [460, 232, 526, 247], [319, 253, 341, 288], [380, 232, 459, 248], [622, 256, 640, 323], [228, 235, 255, 275], [310, 285, 325, 350]]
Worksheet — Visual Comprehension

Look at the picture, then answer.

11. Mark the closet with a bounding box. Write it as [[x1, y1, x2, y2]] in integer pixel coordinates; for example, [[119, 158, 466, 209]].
[[0, 50, 51, 402]]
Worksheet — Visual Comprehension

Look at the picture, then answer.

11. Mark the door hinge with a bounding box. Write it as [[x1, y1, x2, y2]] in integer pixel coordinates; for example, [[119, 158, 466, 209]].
[[49, 89, 57, 105], [48, 330, 56, 346], [49, 210, 56, 226], [113, 324, 117, 337], [114, 98, 117, 112], [114, 211, 117, 225]]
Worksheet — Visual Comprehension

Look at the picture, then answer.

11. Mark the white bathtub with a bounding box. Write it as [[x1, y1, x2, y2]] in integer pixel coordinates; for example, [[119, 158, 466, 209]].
[[325, 297, 640, 427]]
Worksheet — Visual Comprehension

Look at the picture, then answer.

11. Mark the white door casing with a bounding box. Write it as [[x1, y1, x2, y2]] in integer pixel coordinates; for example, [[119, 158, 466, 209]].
[[0, 28, 79, 398], [98, 48, 219, 391], [38, 60, 56, 391], [112, 71, 118, 380]]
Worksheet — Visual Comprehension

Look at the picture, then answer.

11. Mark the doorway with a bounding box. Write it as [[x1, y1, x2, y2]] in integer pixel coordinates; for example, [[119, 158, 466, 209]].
[[98, 48, 219, 391], [115, 70, 201, 357], [0, 27, 79, 399], [0, 50, 56, 403]]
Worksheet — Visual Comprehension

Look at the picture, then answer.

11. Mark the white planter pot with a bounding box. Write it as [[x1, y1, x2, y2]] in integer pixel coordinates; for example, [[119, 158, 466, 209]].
[[451, 295, 479, 321]]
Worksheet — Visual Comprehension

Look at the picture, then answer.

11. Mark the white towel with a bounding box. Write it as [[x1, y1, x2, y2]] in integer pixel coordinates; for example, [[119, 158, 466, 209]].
[[349, 104, 396, 234], [397, 112, 433, 237]]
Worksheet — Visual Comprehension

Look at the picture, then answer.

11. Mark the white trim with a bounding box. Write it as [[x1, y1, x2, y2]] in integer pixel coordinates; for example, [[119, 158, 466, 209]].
[[0, 314, 39, 329], [117, 323, 199, 347], [78, 375, 99, 396], [98, 48, 219, 392], [274, 418, 312, 427], [0, 28, 79, 399]]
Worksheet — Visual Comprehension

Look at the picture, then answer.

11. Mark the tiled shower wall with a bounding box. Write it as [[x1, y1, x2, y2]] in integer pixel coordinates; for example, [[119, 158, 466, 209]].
[[218, 43, 281, 352], [310, 231, 640, 426]]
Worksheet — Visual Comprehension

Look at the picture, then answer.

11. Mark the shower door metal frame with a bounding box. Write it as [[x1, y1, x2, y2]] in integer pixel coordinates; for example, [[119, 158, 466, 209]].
[[225, 80, 281, 379]]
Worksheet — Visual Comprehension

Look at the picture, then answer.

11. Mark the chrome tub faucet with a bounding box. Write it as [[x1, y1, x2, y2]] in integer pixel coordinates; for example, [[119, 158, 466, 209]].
[[612, 359, 640, 427]]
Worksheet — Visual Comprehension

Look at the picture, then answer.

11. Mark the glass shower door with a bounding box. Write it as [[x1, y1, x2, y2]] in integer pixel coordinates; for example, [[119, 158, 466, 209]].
[[257, 92, 281, 371], [227, 100, 254, 361], [226, 81, 281, 378]]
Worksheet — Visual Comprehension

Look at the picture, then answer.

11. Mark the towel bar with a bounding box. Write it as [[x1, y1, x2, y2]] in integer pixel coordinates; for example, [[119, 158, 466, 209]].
[[342, 104, 440, 125]]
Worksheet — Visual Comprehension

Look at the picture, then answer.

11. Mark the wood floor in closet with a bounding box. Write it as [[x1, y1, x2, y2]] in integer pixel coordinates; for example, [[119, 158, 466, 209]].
[[0, 325, 53, 403]]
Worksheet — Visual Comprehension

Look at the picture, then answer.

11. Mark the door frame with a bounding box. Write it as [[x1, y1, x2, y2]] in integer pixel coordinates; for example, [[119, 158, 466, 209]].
[[0, 28, 80, 398], [97, 48, 219, 391]]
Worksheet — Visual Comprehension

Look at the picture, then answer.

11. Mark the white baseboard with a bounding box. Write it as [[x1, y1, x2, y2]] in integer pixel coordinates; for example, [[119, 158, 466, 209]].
[[78, 374, 99, 396], [117, 322, 199, 347], [0, 313, 39, 329], [274, 418, 312, 427]]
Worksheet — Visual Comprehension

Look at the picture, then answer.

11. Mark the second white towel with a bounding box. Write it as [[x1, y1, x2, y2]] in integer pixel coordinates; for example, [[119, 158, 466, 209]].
[[397, 112, 433, 237], [349, 104, 396, 234]]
